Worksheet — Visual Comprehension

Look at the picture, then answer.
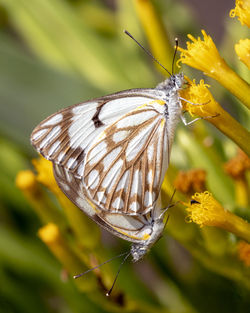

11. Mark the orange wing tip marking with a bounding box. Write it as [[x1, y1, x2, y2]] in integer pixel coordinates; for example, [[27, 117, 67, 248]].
[[136, 100, 165, 110], [136, 103, 148, 110], [86, 198, 98, 211], [150, 100, 165, 106], [142, 233, 150, 240], [113, 227, 150, 241]]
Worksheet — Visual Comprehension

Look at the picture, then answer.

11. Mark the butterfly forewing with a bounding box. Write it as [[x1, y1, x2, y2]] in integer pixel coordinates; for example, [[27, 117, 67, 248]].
[[83, 100, 169, 216], [31, 91, 158, 178]]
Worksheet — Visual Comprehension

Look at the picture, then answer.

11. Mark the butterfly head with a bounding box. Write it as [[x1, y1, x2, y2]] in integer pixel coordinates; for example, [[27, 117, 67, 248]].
[[130, 243, 148, 262], [156, 73, 184, 93], [171, 73, 184, 90]]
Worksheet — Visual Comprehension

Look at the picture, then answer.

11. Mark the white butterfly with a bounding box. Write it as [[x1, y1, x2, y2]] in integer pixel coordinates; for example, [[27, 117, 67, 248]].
[[31, 72, 186, 263]]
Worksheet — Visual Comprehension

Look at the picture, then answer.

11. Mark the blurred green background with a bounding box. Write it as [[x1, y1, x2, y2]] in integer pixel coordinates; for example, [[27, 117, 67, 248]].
[[0, 1, 249, 313]]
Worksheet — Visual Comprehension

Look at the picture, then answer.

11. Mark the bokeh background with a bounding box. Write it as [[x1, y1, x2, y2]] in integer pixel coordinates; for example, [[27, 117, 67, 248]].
[[0, 1, 249, 313]]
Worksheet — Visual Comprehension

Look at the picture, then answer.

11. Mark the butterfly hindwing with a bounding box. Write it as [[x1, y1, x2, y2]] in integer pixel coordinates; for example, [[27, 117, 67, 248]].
[[53, 164, 153, 243], [83, 100, 170, 215]]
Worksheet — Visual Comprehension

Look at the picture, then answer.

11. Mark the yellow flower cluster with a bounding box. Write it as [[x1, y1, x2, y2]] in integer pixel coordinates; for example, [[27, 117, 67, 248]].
[[185, 192, 250, 242], [230, 0, 250, 27], [178, 30, 250, 110], [180, 80, 250, 155], [235, 39, 250, 69]]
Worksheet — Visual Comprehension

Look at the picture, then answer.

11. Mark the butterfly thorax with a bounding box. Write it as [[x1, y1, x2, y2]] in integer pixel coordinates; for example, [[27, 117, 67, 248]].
[[130, 216, 165, 262], [156, 73, 184, 147], [156, 73, 184, 94]]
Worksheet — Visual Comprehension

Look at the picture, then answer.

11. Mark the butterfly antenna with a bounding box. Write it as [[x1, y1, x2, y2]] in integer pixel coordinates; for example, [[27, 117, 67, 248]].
[[159, 189, 177, 220], [172, 38, 179, 75], [106, 251, 131, 297], [73, 251, 129, 279], [124, 30, 172, 76]]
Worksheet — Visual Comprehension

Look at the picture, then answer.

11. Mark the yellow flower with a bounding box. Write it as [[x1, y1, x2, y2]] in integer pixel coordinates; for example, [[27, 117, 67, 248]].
[[16, 168, 64, 224], [180, 80, 250, 156], [186, 191, 226, 227], [230, 0, 250, 27], [32, 156, 60, 195], [178, 30, 222, 76], [178, 30, 250, 110], [237, 241, 250, 266], [235, 38, 250, 69], [38, 223, 97, 292], [185, 191, 250, 242], [16, 170, 38, 193], [32, 156, 100, 249]]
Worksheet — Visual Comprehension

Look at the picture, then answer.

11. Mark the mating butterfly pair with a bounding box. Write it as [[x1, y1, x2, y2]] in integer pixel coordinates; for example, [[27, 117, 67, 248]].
[[31, 32, 196, 291], [31, 72, 186, 261]]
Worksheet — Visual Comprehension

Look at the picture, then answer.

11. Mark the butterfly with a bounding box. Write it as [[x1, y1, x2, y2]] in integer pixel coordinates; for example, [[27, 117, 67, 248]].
[[31, 32, 188, 265]]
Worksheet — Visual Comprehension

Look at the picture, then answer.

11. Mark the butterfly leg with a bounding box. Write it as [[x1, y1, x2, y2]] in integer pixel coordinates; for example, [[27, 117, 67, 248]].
[[179, 96, 211, 106], [180, 97, 219, 126], [181, 113, 219, 126]]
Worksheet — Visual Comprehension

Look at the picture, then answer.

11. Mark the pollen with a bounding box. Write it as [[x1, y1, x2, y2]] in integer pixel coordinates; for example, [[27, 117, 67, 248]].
[[230, 0, 250, 27], [235, 38, 250, 69], [185, 191, 224, 228], [185, 192, 250, 242]]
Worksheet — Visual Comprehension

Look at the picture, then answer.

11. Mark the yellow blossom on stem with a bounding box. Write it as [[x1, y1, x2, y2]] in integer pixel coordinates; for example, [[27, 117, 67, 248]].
[[16, 170, 38, 193], [178, 30, 250, 109], [235, 38, 250, 69], [230, 0, 250, 27], [38, 223, 97, 292], [15, 170, 64, 224], [180, 79, 250, 156], [237, 241, 250, 266], [32, 156, 100, 249], [32, 156, 60, 195], [185, 191, 250, 242]]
